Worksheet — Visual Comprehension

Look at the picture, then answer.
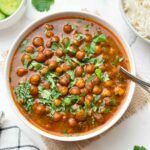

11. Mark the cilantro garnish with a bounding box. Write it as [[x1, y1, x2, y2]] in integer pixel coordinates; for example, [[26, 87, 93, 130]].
[[32, 0, 55, 12], [51, 42, 59, 51], [93, 34, 107, 43], [19, 40, 30, 53], [71, 24, 78, 30], [28, 61, 43, 71], [95, 68, 110, 82], [112, 55, 124, 66], [76, 34, 86, 41], [15, 82, 34, 112], [84, 24, 92, 31]]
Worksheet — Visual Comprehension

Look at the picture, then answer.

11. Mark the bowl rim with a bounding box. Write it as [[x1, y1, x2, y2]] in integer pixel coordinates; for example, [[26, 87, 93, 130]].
[[119, 0, 150, 44], [0, 0, 26, 23], [4, 11, 136, 141]]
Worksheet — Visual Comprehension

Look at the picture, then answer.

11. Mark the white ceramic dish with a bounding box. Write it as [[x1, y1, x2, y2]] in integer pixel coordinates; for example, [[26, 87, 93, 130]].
[[0, 0, 27, 30], [119, 0, 150, 44], [4, 11, 136, 141]]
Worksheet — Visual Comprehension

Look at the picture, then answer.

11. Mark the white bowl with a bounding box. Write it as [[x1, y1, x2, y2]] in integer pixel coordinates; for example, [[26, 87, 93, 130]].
[[4, 11, 136, 141], [0, 0, 27, 30], [119, 0, 150, 44]]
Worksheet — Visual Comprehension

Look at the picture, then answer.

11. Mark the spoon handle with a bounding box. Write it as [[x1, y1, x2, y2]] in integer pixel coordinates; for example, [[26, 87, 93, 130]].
[[120, 67, 150, 93]]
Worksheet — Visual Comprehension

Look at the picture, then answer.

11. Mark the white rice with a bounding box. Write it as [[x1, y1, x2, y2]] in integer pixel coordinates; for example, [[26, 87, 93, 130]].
[[123, 0, 150, 40]]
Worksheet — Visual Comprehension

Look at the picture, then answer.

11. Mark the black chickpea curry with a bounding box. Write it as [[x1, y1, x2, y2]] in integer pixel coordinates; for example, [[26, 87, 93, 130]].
[[10, 17, 130, 136]]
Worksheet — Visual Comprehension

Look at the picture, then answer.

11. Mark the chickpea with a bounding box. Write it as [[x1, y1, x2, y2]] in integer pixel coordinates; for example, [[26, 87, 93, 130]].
[[72, 39, 81, 46], [54, 99, 61, 107], [85, 94, 93, 104], [75, 66, 83, 77], [85, 34, 92, 43], [92, 76, 100, 85], [75, 109, 85, 121], [58, 86, 68, 96], [46, 31, 54, 38], [101, 88, 111, 97], [43, 82, 50, 89], [51, 36, 60, 43], [48, 60, 58, 70], [16, 68, 28, 76], [55, 67, 63, 75], [85, 82, 93, 92], [55, 49, 64, 57], [46, 40, 51, 48], [30, 74, 41, 85], [40, 67, 49, 75], [104, 80, 113, 87], [59, 74, 70, 86], [30, 86, 38, 96], [33, 104, 47, 115], [35, 52, 46, 62], [32, 37, 44, 47], [25, 46, 34, 53], [45, 24, 54, 30], [37, 46, 44, 52], [68, 118, 77, 127], [75, 78, 85, 88], [95, 45, 102, 55], [80, 88, 88, 95], [69, 87, 80, 95], [93, 85, 101, 94], [21, 54, 32, 64], [43, 50, 53, 58], [62, 63, 71, 72], [53, 112, 62, 121], [85, 64, 95, 74], [114, 87, 125, 96], [76, 50, 85, 61], [63, 24, 73, 34], [78, 96, 85, 105]]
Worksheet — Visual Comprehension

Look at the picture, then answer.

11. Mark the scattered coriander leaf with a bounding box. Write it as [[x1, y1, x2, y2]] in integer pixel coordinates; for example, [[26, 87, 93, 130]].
[[95, 68, 103, 81], [19, 40, 30, 53], [86, 74, 95, 82], [84, 24, 92, 31], [51, 42, 59, 51], [32, 0, 55, 12], [71, 24, 78, 30], [28, 61, 43, 71], [112, 55, 124, 66], [76, 34, 86, 41], [15, 82, 33, 112], [93, 34, 107, 43], [103, 72, 110, 82]]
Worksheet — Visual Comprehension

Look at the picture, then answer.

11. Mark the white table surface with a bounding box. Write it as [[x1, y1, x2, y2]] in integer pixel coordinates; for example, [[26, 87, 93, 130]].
[[0, 0, 150, 149]]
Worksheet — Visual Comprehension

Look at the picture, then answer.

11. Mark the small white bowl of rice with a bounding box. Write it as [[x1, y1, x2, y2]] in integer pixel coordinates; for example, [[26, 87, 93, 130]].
[[120, 0, 150, 44]]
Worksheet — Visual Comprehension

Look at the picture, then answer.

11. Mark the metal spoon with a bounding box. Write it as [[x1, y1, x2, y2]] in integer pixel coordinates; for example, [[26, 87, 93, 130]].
[[120, 67, 150, 93]]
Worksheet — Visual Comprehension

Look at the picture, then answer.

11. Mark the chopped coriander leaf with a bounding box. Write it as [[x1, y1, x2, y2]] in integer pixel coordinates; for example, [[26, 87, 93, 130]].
[[110, 96, 117, 106], [85, 42, 96, 54], [76, 34, 86, 41], [63, 95, 80, 106], [15, 82, 34, 112], [84, 24, 92, 31], [19, 40, 30, 53], [112, 55, 124, 66], [103, 107, 111, 113], [28, 61, 43, 71], [93, 34, 107, 43], [51, 42, 59, 51], [86, 74, 95, 82], [89, 57, 104, 67], [95, 68, 110, 82], [64, 39, 71, 53], [71, 24, 78, 30], [95, 68, 103, 81], [24, 59, 30, 68], [71, 57, 83, 66], [67, 70, 76, 88], [134, 145, 147, 150], [63, 129, 69, 136]]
